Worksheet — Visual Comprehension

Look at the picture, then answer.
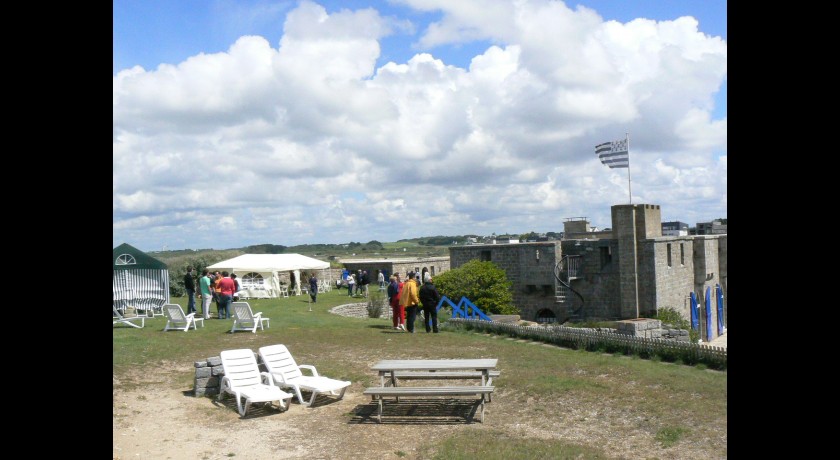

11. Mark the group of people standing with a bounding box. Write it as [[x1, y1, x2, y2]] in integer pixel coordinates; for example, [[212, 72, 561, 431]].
[[387, 271, 441, 333], [345, 270, 371, 298], [184, 268, 241, 320], [183, 267, 442, 333]]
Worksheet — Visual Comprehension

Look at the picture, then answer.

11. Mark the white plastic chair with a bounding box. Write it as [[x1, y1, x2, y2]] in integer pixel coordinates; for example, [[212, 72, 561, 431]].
[[162, 303, 205, 331], [258, 344, 350, 407], [218, 349, 294, 417], [230, 302, 269, 333], [113, 305, 145, 328]]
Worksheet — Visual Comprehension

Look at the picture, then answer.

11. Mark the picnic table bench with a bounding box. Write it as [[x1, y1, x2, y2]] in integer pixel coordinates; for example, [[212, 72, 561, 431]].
[[390, 370, 501, 382], [390, 370, 500, 401], [366, 359, 498, 423], [363, 386, 495, 423]]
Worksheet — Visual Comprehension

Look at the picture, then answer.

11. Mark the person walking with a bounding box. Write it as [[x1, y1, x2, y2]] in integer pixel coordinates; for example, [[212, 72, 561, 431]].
[[217, 271, 236, 320], [199, 269, 213, 320], [419, 276, 442, 333], [378, 271, 385, 290], [183, 267, 196, 314], [309, 273, 318, 303], [399, 271, 421, 333]]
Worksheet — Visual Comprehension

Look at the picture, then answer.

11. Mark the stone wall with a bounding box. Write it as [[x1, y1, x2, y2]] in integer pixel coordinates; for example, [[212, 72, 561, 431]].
[[614, 318, 691, 341], [560, 239, 621, 320], [692, 236, 722, 340], [449, 242, 561, 322], [339, 257, 450, 281], [647, 238, 695, 320], [718, 235, 727, 326]]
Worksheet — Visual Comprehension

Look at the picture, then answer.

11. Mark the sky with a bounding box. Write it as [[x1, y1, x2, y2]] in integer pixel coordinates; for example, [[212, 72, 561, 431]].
[[114, 0, 727, 252]]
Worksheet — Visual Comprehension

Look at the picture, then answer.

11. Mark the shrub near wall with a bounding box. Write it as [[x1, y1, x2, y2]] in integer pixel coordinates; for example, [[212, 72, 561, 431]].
[[447, 318, 726, 370], [435, 260, 516, 314]]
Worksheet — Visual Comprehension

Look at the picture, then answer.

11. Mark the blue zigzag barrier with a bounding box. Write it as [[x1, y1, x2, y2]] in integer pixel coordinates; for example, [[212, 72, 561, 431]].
[[436, 296, 493, 321]]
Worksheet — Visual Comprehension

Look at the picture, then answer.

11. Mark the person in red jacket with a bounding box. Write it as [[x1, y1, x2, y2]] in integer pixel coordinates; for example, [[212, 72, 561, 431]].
[[399, 271, 420, 333], [217, 271, 236, 320], [387, 274, 405, 331]]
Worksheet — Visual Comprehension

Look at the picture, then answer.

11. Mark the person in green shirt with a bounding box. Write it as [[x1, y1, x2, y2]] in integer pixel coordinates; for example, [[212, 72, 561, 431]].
[[199, 269, 214, 320]]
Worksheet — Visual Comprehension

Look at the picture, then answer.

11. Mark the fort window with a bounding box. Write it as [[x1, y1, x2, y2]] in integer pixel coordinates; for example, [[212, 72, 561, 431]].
[[599, 246, 612, 267], [480, 250, 491, 262], [680, 243, 685, 266], [667, 243, 672, 267], [526, 284, 537, 293], [542, 285, 554, 296]]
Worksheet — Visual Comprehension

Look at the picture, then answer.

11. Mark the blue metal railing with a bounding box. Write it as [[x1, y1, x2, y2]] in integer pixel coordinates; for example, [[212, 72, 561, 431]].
[[436, 296, 493, 321]]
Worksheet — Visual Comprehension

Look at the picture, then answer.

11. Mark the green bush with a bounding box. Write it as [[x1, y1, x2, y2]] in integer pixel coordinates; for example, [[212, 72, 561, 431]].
[[434, 260, 517, 315], [366, 290, 387, 318]]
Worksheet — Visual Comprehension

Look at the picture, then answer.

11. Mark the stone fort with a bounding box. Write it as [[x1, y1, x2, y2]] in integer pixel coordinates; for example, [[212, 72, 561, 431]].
[[448, 203, 727, 341]]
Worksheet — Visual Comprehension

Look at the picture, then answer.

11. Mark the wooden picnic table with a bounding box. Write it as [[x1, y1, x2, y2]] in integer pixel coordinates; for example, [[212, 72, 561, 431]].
[[371, 359, 498, 387], [366, 359, 498, 423]]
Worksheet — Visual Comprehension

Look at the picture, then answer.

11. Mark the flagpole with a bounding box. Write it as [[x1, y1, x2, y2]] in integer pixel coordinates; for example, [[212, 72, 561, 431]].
[[627, 132, 639, 318], [626, 132, 632, 204]]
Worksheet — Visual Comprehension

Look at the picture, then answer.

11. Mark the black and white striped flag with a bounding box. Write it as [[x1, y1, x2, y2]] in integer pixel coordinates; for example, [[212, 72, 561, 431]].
[[595, 139, 629, 168]]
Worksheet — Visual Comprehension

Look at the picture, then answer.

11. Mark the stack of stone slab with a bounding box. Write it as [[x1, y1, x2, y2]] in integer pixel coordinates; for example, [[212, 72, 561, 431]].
[[615, 318, 690, 342], [194, 356, 223, 397], [616, 318, 662, 339], [660, 327, 691, 341]]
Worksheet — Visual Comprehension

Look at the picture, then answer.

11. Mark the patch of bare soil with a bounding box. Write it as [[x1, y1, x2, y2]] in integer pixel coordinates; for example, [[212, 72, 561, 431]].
[[113, 352, 726, 460]]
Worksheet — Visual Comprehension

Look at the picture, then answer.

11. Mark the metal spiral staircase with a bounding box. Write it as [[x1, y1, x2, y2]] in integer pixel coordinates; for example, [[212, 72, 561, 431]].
[[554, 255, 585, 321]]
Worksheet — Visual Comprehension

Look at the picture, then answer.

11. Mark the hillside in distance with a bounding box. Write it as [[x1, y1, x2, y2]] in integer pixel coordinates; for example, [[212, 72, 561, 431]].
[[148, 235, 473, 269]]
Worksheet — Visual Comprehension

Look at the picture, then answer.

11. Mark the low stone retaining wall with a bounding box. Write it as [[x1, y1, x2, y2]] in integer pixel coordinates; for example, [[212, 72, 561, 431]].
[[330, 302, 392, 319]]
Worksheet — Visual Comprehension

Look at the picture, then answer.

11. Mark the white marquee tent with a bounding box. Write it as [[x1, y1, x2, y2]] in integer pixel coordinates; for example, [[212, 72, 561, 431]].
[[207, 254, 331, 298]]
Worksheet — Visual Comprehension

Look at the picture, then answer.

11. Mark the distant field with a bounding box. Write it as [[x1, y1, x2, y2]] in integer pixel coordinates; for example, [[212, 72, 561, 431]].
[[150, 240, 450, 268]]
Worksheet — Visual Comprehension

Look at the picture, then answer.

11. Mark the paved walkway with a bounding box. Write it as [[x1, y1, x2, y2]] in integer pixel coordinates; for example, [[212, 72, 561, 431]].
[[707, 331, 727, 349]]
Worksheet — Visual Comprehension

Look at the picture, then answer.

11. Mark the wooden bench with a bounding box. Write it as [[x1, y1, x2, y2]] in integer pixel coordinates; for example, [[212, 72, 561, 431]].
[[390, 370, 500, 401], [391, 370, 500, 383], [363, 386, 495, 423]]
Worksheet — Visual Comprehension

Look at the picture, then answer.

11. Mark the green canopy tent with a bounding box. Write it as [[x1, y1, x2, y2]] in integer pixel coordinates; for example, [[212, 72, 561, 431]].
[[113, 243, 170, 316]]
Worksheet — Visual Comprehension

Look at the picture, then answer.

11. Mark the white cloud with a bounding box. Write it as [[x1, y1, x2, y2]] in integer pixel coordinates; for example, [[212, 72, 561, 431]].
[[113, 0, 726, 251]]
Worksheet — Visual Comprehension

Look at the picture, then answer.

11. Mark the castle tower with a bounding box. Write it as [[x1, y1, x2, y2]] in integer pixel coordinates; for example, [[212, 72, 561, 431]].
[[611, 204, 662, 318]]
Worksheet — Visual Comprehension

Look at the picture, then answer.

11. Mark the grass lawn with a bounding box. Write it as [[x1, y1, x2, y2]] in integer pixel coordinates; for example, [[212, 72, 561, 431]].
[[113, 289, 727, 459]]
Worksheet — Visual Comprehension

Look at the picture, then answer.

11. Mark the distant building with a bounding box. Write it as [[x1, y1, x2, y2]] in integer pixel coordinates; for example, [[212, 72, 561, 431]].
[[562, 217, 612, 240], [662, 221, 689, 236], [339, 256, 450, 284], [696, 219, 727, 235]]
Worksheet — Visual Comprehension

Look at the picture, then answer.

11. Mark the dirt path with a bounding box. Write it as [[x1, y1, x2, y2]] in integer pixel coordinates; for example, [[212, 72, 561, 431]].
[[113, 348, 726, 460]]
